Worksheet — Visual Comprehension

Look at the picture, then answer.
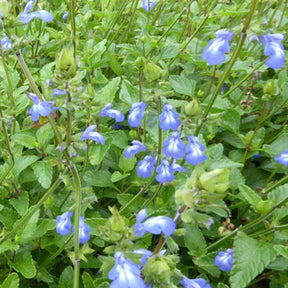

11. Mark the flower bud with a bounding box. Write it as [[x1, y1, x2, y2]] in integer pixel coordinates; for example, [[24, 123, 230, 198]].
[[144, 61, 163, 82], [56, 47, 76, 77], [135, 56, 146, 70], [263, 80, 277, 95], [256, 200, 274, 214], [184, 99, 201, 116], [0, 0, 10, 17], [199, 168, 231, 194]]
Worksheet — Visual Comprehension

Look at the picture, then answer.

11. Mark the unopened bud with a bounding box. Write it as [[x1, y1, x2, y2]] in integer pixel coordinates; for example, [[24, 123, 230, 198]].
[[184, 99, 201, 116], [263, 80, 277, 95], [144, 61, 163, 81], [56, 47, 76, 77]]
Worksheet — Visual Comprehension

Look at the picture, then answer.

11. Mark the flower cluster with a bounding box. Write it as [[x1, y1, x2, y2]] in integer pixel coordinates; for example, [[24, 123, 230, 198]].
[[56, 212, 91, 244], [202, 30, 286, 69], [215, 248, 233, 272]]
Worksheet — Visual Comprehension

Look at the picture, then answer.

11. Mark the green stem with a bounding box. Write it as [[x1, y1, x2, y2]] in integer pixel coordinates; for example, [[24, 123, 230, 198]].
[[0, 175, 63, 244], [70, 0, 76, 59], [66, 88, 72, 147], [265, 165, 281, 186]]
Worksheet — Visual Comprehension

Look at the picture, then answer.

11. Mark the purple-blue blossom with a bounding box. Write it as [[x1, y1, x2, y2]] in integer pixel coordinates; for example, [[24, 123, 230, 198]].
[[260, 33, 286, 69], [274, 151, 288, 165], [108, 252, 147, 288], [171, 160, 186, 173], [156, 159, 175, 183], [56, 212, 73, 236], [28, 93, 56, 121], [62, 11, 68, 20], [202, 30, 234, 65], [136, 155, 156, 178], [185, 135, 207, 165], [124, 140, 146, 158], [180, 276, 211, 288], [215, 248, 233, 272], [133, 248, 166, 266], [142, 0, 157, 12], [19, 0, 54, 23], [134, 208, 176, 237], [100, 103, 125, 123], [163, 131, 185, 159], [128, 102, 148, 127], [1, 34, 12, 50], [80, 125, 105, 145], [72, 216, 91, 244], [159, 103, 180, 131], [52, 88, 66, 97]]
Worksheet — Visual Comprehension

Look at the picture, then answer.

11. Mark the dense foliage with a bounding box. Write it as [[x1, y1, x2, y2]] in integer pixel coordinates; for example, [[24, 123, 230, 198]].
[[0, 0, 288, 287]]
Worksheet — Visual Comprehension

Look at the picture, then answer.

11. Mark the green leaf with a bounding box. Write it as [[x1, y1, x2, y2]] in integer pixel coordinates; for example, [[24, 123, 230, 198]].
[[117, 194, 146, 212], [263, 133, 288, 156], [105, 53, 123, 76], [169, 75, 196, 97], [221, 109, 240, 133], [32, 161, 53, 189], [12, 155, 39, 178], [119, 154, 136, 172], [238, 184, 261, 211], [84, 170, 114, 187], [111, 171, 130, 183], [59, 266, 74, 288], [82, 272, 96, 288], [89, 39, 107, 67], [16, 209, 39, 244], [88, 138, 112, 166], [217, 284, 230, 288], [36, 123, 54, 149], [35, 219, 56, 238], [184, 224, 207, 257], [0, 273, 19, 288], [274, 244, 288, 260], [9, 191, 29, 216], [0, 240, 19, 254], [230, 232, 277, 288], [8, 250, 36, 279], [0, 208, 19, 230], [268, 183, 288, 206], [96, 77, 121, 104], [12, 134, 38, 149], [194, 252, 220, 277], [120, 79, 139, 105]]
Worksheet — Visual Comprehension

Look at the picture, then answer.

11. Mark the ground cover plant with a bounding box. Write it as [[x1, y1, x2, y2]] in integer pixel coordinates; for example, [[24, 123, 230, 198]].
[[0, 0, 288, 287]]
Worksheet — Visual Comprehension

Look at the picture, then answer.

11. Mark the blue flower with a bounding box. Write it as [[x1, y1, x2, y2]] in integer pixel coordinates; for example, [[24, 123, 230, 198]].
[[134, 208, 176, 237], [180, 276, 211, 288], [142, 0, 157, 12], [171, 160, 186, 173], [109, 252, 147, 288], [128, 102, 148, 127], [1, 34, 12, 50], [274, 150, 288, 165], [156, 159, 175, 183], [28, 93, 56, 121], [159, 103, 180, 131], [52, 88, 66, 97], [185, 136, 207, 165], [260, 33, 286, 69], [124, 140, 146, 158], [137, 155, 156, 178], [202, 30, 234, 65], [72, 216, 91, 244], [19, 0, 54, 23], [100, 103, 125, 123], [163, 131, 185, 159], [215, 248, 233, 272], [80, 125, 105, 145], [62, 11, 69, 20], [56, 212, 73, 236]]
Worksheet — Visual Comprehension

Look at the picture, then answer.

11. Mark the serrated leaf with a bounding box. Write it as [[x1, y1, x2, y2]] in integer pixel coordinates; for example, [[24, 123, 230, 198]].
[[35, 219, 56, 238], [119, 154, 136, 172], [238, 184, 261, 211], [36, 123, 54, 149], [0, 240, 19, 254], [9, 191, 29, 216], [88, 138, 112, 166], [184, 224, 207, 257], [8, 250, 36, 279], [274, 244, 288, 260], [59, 266, 73, 288], [0, 273, 19, 288], [0, 208, 19, 230], [84, 170, 114, 187], [12, 134, 38, 149], [111, 171, 130, 183], [12, 155, 39, 178], [194, 252, 220, 277], [268, 183, 288, 206], [230, 232, 277, 288], [16, 209, 39, 244], [82, 272, 95, 288], [96, 77, 120, 104], [32, 161, 53, 189], [120, 79, 139, 105], [169, 75, 196, 97], [221, 109, 240, 133]]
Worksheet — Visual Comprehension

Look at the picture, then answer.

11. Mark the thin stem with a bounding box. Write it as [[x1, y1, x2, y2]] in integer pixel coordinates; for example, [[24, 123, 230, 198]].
[[70, 0, 76, 59], [66, 88, 72, 147]]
